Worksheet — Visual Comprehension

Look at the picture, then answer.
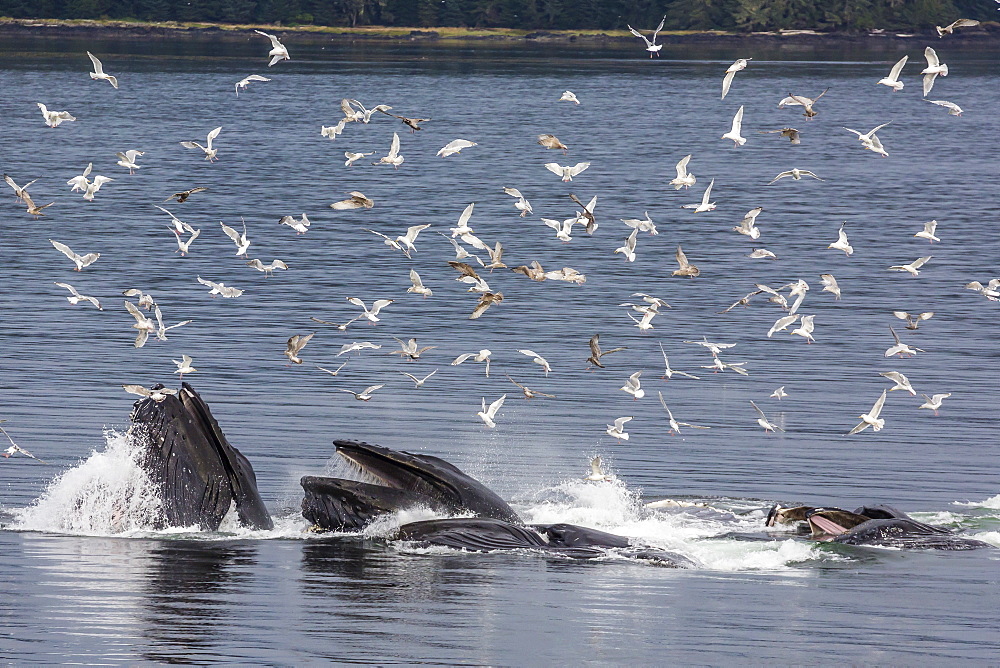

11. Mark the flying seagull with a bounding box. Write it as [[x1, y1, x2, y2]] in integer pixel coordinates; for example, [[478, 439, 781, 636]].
[[86, 52, 118, 89], [180, 126, 222, 161], [254, 29, 290, 66], [627, 15, 666, 57], [235, 74, 270, 95], [848, 390, 888, 434]]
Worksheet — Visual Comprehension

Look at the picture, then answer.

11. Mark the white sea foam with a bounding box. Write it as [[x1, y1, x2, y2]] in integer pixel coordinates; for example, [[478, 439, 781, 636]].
[[971, 531, 1000, 547], [14, 430, 164, 535], [513, 479, 835, 572], [14, 429, 310, 540], [953, 494, 1000, 510], [910, 511, 966, 527]]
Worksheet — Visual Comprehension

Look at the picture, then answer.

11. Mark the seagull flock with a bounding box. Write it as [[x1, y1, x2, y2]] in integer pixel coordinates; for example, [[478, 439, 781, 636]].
[[0, 20, 989, 467]]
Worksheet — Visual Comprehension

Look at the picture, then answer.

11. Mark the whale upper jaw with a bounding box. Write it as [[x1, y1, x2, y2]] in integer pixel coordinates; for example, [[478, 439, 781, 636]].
[[129, 383, 272, 531], [300, 440, 521, 532]]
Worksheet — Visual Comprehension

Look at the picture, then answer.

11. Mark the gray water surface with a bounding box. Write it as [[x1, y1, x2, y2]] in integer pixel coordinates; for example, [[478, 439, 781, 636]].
[[1, 36, 998, 664]]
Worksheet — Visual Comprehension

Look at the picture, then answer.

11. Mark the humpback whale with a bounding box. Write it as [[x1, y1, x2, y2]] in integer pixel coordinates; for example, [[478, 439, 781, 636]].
[[392, 519, 695, 566], [300, 440, 521, 532], [766, 503, 988, 550], [299, 441, 695, 566], [129, 383, 272, 531], [124, 383, 987, 561]]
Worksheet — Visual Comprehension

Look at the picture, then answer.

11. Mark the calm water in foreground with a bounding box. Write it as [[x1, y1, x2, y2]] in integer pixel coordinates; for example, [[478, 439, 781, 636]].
[[0, 34, 998, 664]]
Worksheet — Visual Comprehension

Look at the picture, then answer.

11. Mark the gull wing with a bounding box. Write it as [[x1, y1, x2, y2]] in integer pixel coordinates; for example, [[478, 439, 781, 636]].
[[387, 132, 400, 158], [879, 371, 907, 386], [787, 93, 813, 107], [721, 70, 736, 100], [869, 389, 888, 419], [652, 15, 666, 38], [49, 239, 75, 260], [486, 394, 506, 417], [544, 163, 563, 177], [888, 55, 908, 80], [768, 314, 799, 337], [77, 253, 100, 268], [54, 282, 81, 297], [255, 29, 283, 49], [220, 222, 241, 244], [847, 420, 869, 435], [866, 121, 892, 138], [729, 106, 744, 135], [87, 51, 104, 75], [469, 293, 500, 319], [401, 223, 431, 244], [613, 416, 632, 431], [369, 299, 393, 315], [911, 256, 932, 269], [456, 202, 475, 229], [675, 244, 690, 269], [657, 391, 675, 421], [569, 162, 591, 177], [702, 178, 715, 205], [889, 326, 902, 346], [627, 25, 653, 48], [206, 126, 222, 150], [675, 154, 691, 178], [287, 332, 315, 354], [924, 46, 940, 68], [440, 139, 476, 153], [588, 334, 601, 358], [922, 72, 938, 98]]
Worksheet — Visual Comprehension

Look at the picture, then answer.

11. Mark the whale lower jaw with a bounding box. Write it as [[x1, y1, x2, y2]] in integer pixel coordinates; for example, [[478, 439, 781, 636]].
[[300, 475, 448, 532]]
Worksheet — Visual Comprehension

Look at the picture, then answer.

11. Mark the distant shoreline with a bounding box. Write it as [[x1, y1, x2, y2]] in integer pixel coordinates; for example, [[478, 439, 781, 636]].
[[1, 17, 996, 45]]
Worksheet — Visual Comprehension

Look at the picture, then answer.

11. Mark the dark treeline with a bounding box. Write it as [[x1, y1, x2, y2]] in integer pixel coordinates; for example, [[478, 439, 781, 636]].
[[0, 0, 994, 32]]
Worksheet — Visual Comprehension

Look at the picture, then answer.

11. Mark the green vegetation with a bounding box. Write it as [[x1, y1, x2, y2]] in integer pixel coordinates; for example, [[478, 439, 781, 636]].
[[0, 0, 993, 33]]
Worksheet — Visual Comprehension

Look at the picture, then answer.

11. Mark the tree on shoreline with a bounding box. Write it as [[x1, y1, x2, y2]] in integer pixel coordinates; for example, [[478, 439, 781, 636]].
[[0, 0, 993, 32]]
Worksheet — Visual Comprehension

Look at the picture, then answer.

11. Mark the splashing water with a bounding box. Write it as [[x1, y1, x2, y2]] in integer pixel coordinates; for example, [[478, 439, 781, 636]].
[[954, 493, 1000, 510], [516, 478, 834, 571], [971, 531, 1000, 547], [14, 430, 164, 535], [11, 430, 985, 568]]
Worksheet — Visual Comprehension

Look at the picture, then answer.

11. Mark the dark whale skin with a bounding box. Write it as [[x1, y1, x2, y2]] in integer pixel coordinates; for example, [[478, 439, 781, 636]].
[[300, 440, 520, 532], [129, 383, 272, 531]]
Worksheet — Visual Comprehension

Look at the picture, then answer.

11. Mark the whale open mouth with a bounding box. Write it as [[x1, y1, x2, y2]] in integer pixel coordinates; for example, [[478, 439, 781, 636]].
[[807, 514, 849, 536], [301, 440, 521, 532]]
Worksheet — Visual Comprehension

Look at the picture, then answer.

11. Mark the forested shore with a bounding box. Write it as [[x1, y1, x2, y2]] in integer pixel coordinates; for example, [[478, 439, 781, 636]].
[[0, 0, 995, 34]]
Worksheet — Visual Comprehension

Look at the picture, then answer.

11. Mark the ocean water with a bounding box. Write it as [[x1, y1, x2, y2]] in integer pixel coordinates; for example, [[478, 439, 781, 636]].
[[0, 33, 998, 664]]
